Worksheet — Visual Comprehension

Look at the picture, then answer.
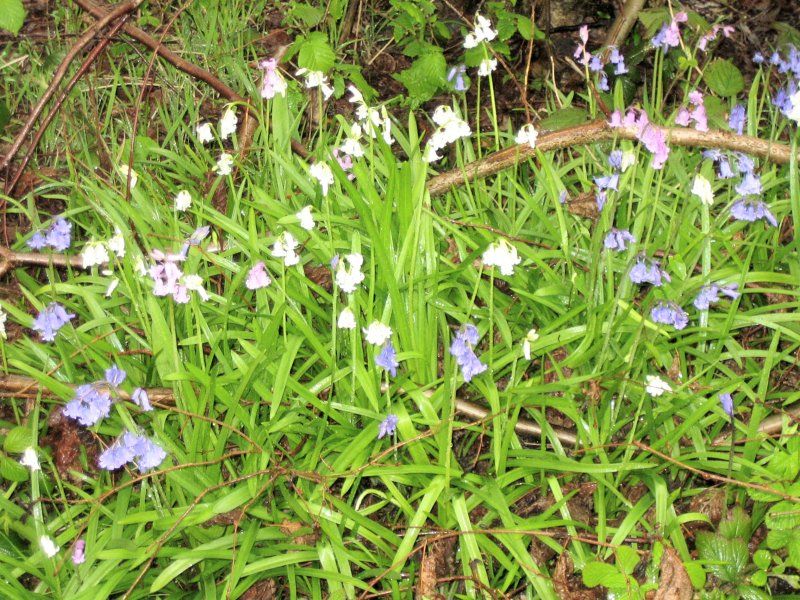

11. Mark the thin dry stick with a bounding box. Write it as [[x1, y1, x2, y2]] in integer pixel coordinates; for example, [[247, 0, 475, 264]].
[[426, 120, 799, 197], [5, 16, 131, 195], [0, 0, 145, 178], [0, 246, 84, 276], [72, 0, 308, 159]]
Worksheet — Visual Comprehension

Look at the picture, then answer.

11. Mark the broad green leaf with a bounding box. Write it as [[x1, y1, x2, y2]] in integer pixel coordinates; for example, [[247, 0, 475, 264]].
[[0, 453, 27, 482], [696, 532, 749, 583], [765, 501, 800, 530], [582, 561, 628, 589], [3, 427, 33, 454], [296, 32, 335, 72], [538, 107, 591, 130], [394, 51, 445, 104], [615, 545, 640, 576], [0, 0, 25, 35], [704, 59, 744, 97], [288, 3, 324, 27]]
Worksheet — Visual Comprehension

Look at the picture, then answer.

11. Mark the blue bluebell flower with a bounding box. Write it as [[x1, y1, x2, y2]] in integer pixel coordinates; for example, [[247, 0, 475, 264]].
[[753, 52, 765, 64], [450, 324, 487, 383], [377, 414, 398, 439], [719, 392, 734, 417], [729, 105, 746, 134], [650, 301, 688, 330], [730, 199, 777, 226], [693, 283, 740, 310], [629, 256, 670, 287], [702, 150, 736, 179], [604, 229, 635, 252], [131, 387, 153, 411], [608, 47, 628, 75], [447, 65, 469, 92], [104, 365, 126, 388], [735, 172, 762, 197], [375, 341, 399, 377], [32, 302, 75, 342], [98, 432, 166, 472], [63, 384, 112, 427], [28, 217, 72, 252]]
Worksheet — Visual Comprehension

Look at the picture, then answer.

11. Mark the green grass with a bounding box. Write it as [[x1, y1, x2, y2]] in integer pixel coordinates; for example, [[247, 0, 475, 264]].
[[1, 2, 800, 598]]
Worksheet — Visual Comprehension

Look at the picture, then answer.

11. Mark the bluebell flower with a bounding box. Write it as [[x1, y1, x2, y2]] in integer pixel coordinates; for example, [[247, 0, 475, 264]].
[[735, 153, 755, 175], [719, 392, 734, 417], [597, 72, 609, 92], [377, 414, 398, 439], [728, 105, 746, 135], [604, 229, 635, 252], [375, 341, 399, 377], [730, 199, 778, 226], [607, 150, 624, 170], [99, 432, 166, 472], [45, 218, 73, 251], [735, 172, 762, 197], [129, 434, 167, 471], [609, 47, 628, 75], [702, 150, 735, 179], [558, 190, 568, 204], [104, 365, 126, 388], [27, 232, 48, 250], [450, 324, 487, 383], [32, 302, 75, 342], [588, 54, 603, 72], [447, 65, 468, 92], [693, 283, 740, 310], [629, 256, 670, 287], [650, 301, 689, 330], [753, 52, 764, 64], [63, 384, 112, 426], [594, 172, 619, 192], [131, 387, 153, 411], [98, 439, 136, 470]]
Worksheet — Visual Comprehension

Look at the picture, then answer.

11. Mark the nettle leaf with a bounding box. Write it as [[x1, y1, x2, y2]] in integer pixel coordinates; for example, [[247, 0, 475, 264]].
[[394, 51, 445, 104], [696, 532, 749, 584], [3, 427, 33, 454], [287, 3, 324, 27], [638, 8, 669, 37], [768, 450, 800, 480], [295, 32, 335, 72], [0, 452, 28, 482], [615, 545, 640, 575], [704, 59, 744, 97], [765, 501, 800, 530], [582, 561, 628, 589], [0, 0, 25, 35]]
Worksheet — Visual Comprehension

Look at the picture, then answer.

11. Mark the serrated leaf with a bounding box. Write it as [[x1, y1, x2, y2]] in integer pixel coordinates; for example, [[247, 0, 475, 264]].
[[288, 3, 324, 27], [696, 532, 749, 583], [787, 535, 800, 569], [3, 427, 33, 454], [718, 507, 751, 540], [394, 52, 445, 104], [768, 450, 800, 480], [0, 453, 28, 482], [704, 59, 744, 97], [638, 8, 669, 38], [538, 107, 590, 130], [295, 32, 335, 72], [766, 528, 792, 550], [766, 501, 800, 530], [582, 561, 628, 589], [0, 0, 25, 35], [615, 545, 640, 576]]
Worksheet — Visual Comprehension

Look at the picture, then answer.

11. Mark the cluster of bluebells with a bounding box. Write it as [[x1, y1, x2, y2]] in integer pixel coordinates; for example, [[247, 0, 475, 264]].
[[98, 431, 166, 472], [63, 365, 151, 427], [693, 283, 740, 310], [610, 108, 670, 169], [423, 105, 471, 163], [574, 26, 627, 91], [650, 301, 689, 330], [675, 90, 708, 132], [148, 227, 211, 303], [758, 46, 800, 123], [629, 255, 670, 287], [604, 228, 635, 252], [32, 302, 74, 342], [28, 218, 72, 252], [651, 12, 687, 52], [449, 324, 487, 382]]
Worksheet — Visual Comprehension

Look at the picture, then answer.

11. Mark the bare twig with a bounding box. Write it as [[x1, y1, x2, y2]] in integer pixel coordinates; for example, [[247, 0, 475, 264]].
[[72, 0, 308, 159], [0, 0, 145, 178], [603, 0, 647, 52], [5, 14, 130, 195], [426, 120, 800, 197], [0, 246, 84, 276]]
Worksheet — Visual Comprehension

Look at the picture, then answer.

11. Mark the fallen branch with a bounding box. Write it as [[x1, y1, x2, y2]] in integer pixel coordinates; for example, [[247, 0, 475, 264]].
[[0, 246, 84, 277], [603, 0, 647, 51], [72, 0, 308, 159], [1, 371, 577, 446], [426, 120, 800, 197], [5, 16, 130, 195], [0, 0, 145, 179], [713, 403, 800, 446]]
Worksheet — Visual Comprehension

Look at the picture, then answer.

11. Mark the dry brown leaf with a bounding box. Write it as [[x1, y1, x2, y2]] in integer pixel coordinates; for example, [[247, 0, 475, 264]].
[[553, 552, 602, 600], [242, 579, 278, 599], [416, 538, 455, 599], [653, 547, 693, 600], [566, 191, 599, 219]]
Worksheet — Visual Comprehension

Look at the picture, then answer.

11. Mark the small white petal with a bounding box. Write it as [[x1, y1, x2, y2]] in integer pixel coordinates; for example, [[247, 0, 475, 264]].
[[40, 536, 59, 558], [20, 447, 40, 471], [363, 321, 392, 345], [337, 307, 357, 329], [196, 122, 214, 144], [645, 375, 671, 397], [691, 174, 714, 206], [296, 206, 315, 231], [219, 107, 238, 140], [174, 190, 192, 212]]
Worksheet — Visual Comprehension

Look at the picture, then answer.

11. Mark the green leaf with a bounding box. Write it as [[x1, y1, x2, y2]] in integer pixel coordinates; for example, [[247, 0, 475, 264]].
[[737, 585, 771, 600], [0, 453, 27, 482], [0, 0, 25, 35], [538, 107, 591, 130], [696, 532, 749, 584], [394, 51, 445, 104], [615, 545, 640, 576], [296, 32, 335, 72], [704, 59, 744, 97], [787, 536, 800, 570], [765, 501, 800, 530], [766, 528, 792, 550], [637, 8, 669, 37], [582, 561, 628, 589], [516, 15, 532, 40], [288, 3, 324, 26], [774, 23, 800, 50], [718, 507, 751, 540], [3, 427, 33, 454], [753, 549, 771, 570]]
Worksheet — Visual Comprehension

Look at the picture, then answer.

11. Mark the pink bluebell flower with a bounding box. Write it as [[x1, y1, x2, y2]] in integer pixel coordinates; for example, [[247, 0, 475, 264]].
[[609, 109, 670, 169], [258, 58, 287, 99], [651, 12, 687, 51], [71, 539, 85, 565], [246, 262, 271, 290]]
